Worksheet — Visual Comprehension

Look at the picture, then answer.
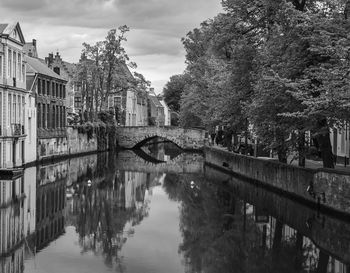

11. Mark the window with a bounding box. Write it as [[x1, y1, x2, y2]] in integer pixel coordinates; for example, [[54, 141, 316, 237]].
[[52, 106, 55, 129], [42, 79, 46, 95], [114, 96, 122, 109], [17, 53, 21, 81], [74, 96, 81, 108], [53, 67, 60, 75], [42, 104, 46, 128], [38, 79, 41, 94], [8, 94, 12, 126], [0, 92, 2, 136], [13, 51, 16, 79], [38, 103, 41, 128], [47, 81, 50, 96], [0, 55, 2, 78], [47, 104, 50, 128], [22, 64, 25, 82], [8, 49, 12, 77]]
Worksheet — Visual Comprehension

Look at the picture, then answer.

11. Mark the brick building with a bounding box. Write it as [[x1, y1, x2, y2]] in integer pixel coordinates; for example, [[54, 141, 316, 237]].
[[148, 94, 165, 126], [25, 55, 68, 160], [45, 52, 77, 113], [107, 63, 148, 126]]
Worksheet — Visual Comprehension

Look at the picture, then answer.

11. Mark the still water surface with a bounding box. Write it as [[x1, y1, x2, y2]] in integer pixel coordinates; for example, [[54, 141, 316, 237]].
[[1, 143, 350, 273]]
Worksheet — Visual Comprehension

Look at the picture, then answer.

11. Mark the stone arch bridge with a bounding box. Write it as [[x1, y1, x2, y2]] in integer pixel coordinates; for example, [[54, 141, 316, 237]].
[[116, 126, 208, 150]]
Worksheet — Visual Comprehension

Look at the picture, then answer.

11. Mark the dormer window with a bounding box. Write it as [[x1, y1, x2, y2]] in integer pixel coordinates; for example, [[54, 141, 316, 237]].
[[54, 67, 60, 75], [12, 29, 17, 39]]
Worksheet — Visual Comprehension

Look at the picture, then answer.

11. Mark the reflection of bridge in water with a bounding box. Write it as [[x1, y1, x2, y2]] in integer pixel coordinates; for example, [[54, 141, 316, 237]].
[[115, 150, 204, 174]]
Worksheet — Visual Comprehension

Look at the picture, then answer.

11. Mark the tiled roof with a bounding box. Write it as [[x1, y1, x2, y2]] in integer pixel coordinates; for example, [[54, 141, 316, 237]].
[[149, 95, 163, 108], [117, 62, 134, 82], [25, 55, 67, 81], [0, 24, 8, 34]]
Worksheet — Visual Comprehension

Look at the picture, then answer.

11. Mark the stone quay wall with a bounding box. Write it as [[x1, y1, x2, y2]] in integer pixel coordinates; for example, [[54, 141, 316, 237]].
[[37, 126, 114, 163], [204, 147, 350, 215]]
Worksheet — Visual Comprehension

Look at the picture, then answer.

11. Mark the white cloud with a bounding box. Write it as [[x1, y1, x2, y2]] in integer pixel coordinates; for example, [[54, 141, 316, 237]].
[[0, 0, 222, 91]]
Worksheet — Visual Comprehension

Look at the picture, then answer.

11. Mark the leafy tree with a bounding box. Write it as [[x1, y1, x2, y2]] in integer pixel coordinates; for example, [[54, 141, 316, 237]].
[[74, 26, 140, 119], [163, 73, 191, 112]]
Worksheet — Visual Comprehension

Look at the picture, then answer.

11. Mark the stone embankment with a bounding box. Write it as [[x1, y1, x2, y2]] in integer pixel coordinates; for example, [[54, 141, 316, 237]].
[[204, 147, 350, 216], [37, 125, 116, 164]]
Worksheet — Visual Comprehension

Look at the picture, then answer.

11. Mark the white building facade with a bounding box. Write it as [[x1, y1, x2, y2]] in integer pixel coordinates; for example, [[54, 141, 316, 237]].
[[159, 99, 171, 126], [0, 23, 32, 168]]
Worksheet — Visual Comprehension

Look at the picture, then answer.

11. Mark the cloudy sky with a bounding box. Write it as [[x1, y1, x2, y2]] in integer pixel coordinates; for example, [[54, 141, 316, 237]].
[[0, 0, 222, 93]]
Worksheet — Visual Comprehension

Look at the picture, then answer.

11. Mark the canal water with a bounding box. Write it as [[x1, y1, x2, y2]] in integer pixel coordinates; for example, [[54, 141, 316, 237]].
[[1, 142, 350, 273]]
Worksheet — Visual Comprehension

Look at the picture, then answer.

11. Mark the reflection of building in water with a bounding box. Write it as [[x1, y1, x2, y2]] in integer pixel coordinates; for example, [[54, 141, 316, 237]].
[[124, 171, 149, 209], [1, 246, 24, 273], [34, 163, 66, 250], [23, 167, 36, 238], [0, 173, 25, 273]]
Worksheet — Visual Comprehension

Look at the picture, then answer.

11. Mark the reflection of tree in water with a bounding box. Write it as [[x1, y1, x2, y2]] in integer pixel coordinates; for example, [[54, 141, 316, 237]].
[[163, 175, 328, 273], [68, 171, 150, 272]]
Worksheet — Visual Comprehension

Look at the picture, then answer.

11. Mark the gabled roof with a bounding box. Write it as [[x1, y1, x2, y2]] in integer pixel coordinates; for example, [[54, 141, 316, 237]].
[[25, 55, 67, 82], [0, 24, 8, 34], [149, 95, 164, 108], [116, 62, 134, 82], [0, 22, 25, 44]]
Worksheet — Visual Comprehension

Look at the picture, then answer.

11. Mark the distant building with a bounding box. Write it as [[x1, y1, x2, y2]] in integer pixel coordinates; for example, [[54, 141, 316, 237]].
[[25, 54, 68, 160], [107, 63, 148, 126], [158, 96, 171, 126], [0, 22, 30, 168], [23, 38, 38, 58], [148, 94, 165, 126], [45, 52, 77, 113]]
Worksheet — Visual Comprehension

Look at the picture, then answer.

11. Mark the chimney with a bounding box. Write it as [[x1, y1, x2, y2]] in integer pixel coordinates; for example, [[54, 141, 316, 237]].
[[45, 53, 54, 66]]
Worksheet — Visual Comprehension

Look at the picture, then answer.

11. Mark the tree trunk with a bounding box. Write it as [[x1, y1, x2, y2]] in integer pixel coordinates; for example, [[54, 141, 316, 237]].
[[294, 232, 303, 270], [298, 130, 306, 167], [277, 130, 288, 163], [272, 220, 283, 252], [316, 119, 334, 168], [278, 149, 287, 163], [316, 250, 329, 273]]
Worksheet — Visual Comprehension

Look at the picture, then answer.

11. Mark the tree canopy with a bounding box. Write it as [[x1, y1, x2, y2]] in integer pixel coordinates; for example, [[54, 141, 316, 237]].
[[168, 0, 350, 167]]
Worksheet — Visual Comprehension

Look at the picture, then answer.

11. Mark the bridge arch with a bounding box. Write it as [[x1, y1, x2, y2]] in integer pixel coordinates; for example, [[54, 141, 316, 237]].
[[116, 126, 208, 150], [132, 134, 183, 149]]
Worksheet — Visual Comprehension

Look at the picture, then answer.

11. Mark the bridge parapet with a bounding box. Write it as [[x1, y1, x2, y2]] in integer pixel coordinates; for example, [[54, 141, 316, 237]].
[[116, 126, 208, 150]]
